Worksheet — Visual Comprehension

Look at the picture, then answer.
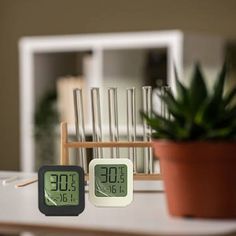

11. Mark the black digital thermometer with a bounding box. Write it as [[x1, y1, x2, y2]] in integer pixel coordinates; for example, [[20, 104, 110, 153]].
[[38, 165, 85, 216]]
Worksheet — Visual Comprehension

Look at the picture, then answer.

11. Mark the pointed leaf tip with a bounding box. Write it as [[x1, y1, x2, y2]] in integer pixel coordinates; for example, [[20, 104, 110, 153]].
[[190, 63, 208, 113]]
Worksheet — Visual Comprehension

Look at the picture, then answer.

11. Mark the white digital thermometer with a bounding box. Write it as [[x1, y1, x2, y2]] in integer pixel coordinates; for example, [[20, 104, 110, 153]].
[[89, 158, 133, 207]]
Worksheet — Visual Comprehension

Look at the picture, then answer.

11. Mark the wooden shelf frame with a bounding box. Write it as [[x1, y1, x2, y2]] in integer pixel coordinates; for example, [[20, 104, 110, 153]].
[[60, 122, 162, 180]]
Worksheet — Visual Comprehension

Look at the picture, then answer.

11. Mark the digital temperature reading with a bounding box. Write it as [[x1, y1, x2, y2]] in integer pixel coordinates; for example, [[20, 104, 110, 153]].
[[95, 165, 127, 197], [89, 158, 133, 207], [44, 171, 79, 206], [38, 165, 85, 216]]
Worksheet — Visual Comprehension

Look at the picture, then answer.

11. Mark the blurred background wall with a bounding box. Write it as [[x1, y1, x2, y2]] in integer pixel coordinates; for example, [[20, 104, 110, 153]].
[[0, 0, 236, 170]]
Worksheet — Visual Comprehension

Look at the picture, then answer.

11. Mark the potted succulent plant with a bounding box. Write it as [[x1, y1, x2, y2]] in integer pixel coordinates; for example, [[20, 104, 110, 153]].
[[143, 62, 236, 218]]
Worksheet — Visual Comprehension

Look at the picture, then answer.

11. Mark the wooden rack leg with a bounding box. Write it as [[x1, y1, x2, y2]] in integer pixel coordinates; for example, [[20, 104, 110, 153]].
[[60, 122, 69, 165]]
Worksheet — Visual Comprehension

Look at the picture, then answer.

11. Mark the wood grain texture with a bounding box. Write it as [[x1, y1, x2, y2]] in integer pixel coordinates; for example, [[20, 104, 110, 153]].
[[60, 122, 69, 165]]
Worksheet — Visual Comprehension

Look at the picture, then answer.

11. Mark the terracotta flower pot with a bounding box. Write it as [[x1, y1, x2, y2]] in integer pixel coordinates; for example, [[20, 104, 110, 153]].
[[152, 141, 236, 218]]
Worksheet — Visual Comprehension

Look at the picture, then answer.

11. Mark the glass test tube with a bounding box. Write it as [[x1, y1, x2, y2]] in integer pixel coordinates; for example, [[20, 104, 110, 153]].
[[142, 86, 154, 174], [127, 88, 137, 173], [91, 88, 103, 158], [73, 89, 88, 173], [108, 88, 120, 158]]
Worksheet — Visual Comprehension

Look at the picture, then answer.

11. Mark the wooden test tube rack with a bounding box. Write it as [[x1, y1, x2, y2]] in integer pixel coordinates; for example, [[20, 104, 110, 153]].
[[60, 122, 162, 181]]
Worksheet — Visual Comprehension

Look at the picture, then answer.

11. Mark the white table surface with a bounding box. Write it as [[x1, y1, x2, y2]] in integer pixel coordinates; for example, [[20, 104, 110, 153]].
[[0, 171, 236, 236]]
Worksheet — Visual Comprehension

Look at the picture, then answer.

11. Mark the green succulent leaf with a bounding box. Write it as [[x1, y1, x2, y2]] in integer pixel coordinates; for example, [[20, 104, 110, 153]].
[[213, 60, 227, 103], [197, 63, 228, 127], [223, 87, 236, 107], [158, 91, 186, 124], [142, 61, 236, 141], [141, 111, 176, 139], [202, 126, 235, 140], [215, 105, 236, 128], [189, 63, 208, 115], [174, 66, 189, 105]]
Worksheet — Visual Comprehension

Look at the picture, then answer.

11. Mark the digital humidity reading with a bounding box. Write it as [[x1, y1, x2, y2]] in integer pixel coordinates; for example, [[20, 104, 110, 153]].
[[44, 171, 79, 206], [95, 165, 127, 197]]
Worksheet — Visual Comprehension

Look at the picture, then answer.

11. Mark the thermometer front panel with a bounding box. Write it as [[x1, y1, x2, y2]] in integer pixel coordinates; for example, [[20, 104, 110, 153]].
[[38, 165, 85, 216], [89, 158, 133, 207]]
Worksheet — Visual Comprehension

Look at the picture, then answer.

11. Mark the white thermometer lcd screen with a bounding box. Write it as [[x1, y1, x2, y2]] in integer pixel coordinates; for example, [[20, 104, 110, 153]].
[[95, 164, 127, 197]]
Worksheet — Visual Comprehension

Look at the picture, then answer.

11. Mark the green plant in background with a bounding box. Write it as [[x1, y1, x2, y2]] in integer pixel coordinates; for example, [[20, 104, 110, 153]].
[[34, 90, 59, 170], [142, 62, 236, 140]]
